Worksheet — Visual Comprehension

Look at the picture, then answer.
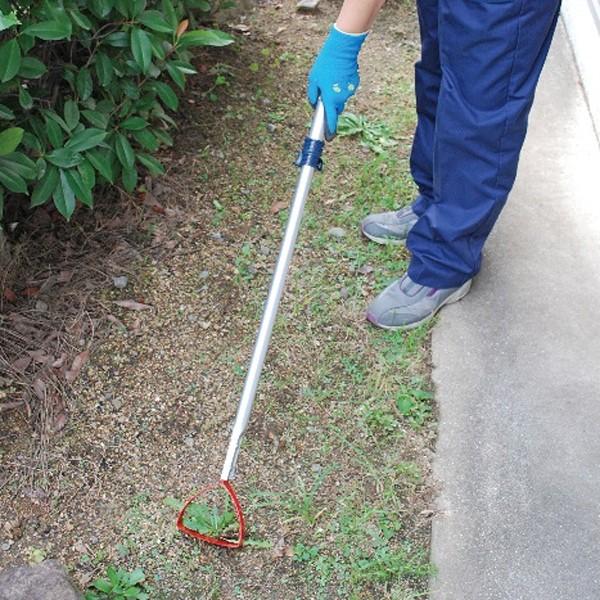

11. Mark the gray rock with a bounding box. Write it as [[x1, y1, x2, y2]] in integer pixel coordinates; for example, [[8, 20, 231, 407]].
[[0, 561, 82, 600], [112, 275, 128, 289], [328, 227, 346, 239], [110, 396, 123, 410], [266, 123, 276, 134], [199, 270, 210, 279]]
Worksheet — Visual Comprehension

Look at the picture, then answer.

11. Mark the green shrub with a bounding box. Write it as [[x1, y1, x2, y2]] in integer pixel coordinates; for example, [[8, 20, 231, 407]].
[[0, 0, 234, 221]]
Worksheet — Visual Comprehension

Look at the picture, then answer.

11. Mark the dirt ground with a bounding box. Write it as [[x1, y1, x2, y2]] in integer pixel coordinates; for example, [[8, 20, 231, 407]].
[[0, 1, 436, 598]]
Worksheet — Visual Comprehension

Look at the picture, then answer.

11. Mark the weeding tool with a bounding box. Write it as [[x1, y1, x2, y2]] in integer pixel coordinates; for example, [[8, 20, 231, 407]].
[[177, 101, 327, 548]]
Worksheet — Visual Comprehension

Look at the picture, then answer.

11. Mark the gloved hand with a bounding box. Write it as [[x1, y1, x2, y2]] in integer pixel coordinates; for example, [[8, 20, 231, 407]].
[[307, 25, 368, 139]]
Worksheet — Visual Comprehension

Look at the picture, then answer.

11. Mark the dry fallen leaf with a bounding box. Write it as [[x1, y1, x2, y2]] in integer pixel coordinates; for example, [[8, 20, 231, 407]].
[[11, 356, 32, 372], [270, 200, 288, 214], [65, 350, 90, 383], [272, 536, 294, 558], [32, 378, 46, 401], [57, 270, 73, 283], [21, 287, 40, 298], [113, 300, 153, 311], [3, 288, 17, 303]]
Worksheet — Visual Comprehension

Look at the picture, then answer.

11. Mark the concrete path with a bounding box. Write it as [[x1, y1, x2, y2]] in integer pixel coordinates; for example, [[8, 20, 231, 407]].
[[430, 21, 600, 600]]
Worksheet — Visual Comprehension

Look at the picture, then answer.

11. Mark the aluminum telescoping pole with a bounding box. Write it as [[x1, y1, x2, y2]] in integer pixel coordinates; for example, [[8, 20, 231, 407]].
[[220, 101, 326, 481]]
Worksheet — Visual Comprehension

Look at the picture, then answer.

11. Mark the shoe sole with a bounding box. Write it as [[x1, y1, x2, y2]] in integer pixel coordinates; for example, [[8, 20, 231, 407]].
[[360, 224, 408, 246], [366, 279, 473, 331]]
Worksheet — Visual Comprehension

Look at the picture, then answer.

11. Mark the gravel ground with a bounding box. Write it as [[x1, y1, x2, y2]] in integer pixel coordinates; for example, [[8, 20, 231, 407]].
[[0, 2, 436, 598]]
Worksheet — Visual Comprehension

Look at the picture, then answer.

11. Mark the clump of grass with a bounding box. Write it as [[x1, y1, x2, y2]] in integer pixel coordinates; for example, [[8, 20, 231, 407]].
[[337, 112, 399, 154]]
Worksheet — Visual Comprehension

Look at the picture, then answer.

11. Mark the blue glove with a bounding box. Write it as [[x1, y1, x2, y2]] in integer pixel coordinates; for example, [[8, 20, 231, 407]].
[[308, 25, 368, 139]]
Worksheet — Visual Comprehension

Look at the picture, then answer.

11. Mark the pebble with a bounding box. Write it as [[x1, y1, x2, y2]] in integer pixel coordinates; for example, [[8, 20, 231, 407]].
[[183, 437, 194, 448], [297, 0, 320, 10], [259, 242, 271, 256], [199, 270, 209, 279], [210, 231, 224, 242], [340, 287, 350, 300], [35, 300, 48, 312], [266, 123, 276, 133], [110, 397, 123, 410], [112, 275, 128, 289], [328, 227, 346, 239]]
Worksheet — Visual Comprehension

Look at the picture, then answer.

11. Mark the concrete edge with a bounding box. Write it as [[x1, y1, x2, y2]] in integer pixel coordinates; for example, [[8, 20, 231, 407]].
[[561, 0, 600, 140]]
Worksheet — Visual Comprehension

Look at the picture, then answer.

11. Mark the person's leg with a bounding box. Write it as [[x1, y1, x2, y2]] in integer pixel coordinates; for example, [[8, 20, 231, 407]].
[[407, 0, 561, 288], [359, 0, 439, 245], [410, 0, 441, 216]]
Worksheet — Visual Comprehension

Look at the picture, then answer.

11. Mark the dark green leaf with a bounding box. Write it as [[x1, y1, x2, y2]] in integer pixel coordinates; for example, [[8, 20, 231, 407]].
[[137, 153, 164, 175], [0, 153, 37, 179], [64, 100, 80, 130], [86, 149, 115, 183], [18, 87, 33, 111], [178, 29, 234, 49], [114, 133, 134, 169], [161, 0, 178, 29], [64, 168, 93, 206], [165, 62, 185, 92], [0, 39, 21, 83], [76, 69, 93, 101], [153, 81, 179, 110], [55, 169, 76, 219], [121, 164, 138, 192], [0, 188, 4, 221], [43, 109, 71, 134], [78, 159, 96, 191], [0, 127, 23, 156], [89, 0, 115, 19], [82, 110, 109, 130], [69, 8, 93, 30], [31, 166, 59, 207], [45, 118, 64, 149], [132, 129, 158, 152], [23, 19, 72, 41], [105, 31, 129, 47], [121, 117, 148, 131], [65, 128, 107, 153], [131, 28, 152, 73], [0, 104, 15, 120], [95, 52, 113, 86], [138, 10, 173, 33], [153, 128, 173, 147], [0, 168, 27, 193], [47, 148, 83, 169], [18, 57, 47, 79]]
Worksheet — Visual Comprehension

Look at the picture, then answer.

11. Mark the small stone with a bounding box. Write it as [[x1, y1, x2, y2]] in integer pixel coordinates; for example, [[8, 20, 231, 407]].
[[297, 0, 320, 10], [210, 231, 224, 242], [183, 437, 194, 448], [340, 287, 350, 300], [110, 397, 123, 410], [35, 300, 48, 312], [200, 321, 211, 330], [199, 270, 210, 279], [187, 314, 198, 323], [311, 463, 322, 473], [328, 227, 346, 239], [259, 242, 271, 256], [260, 98, 272, 106], [266, 123, 276, 134], [112, 276, 128, 289]]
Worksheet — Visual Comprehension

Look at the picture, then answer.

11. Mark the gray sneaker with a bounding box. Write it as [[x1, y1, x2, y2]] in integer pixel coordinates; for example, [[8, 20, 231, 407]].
[[366, 274, 472, 330], [360, 206, 418, 245]]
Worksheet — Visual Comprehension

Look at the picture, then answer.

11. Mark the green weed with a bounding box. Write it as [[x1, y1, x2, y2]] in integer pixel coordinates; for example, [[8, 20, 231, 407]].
[[85, 566, 147, 600]]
